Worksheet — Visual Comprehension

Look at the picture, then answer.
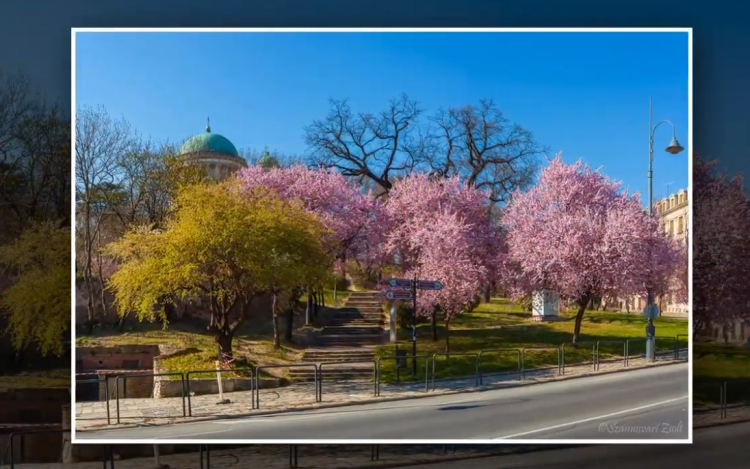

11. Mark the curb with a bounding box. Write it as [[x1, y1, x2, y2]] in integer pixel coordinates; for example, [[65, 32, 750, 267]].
[[77, 360, 685, 434], [694, 416, 750, 429], [344, 445, 582, 469]]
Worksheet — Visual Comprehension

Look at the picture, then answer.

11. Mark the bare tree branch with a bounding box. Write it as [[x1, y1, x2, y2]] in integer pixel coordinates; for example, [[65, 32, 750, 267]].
[[304, 94, 424, 193]]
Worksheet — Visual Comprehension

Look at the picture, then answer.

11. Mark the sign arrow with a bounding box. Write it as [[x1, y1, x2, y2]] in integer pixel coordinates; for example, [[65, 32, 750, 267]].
[[388, 278, 413, 289], [416, 280, 443, 291], [385, 290, 412, 300]]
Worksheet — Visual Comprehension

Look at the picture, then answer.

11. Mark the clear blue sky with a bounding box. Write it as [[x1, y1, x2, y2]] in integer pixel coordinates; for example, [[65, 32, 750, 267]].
[[75, 31, 689, 202]]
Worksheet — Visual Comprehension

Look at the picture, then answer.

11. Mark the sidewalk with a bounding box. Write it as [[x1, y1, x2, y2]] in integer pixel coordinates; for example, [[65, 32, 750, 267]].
[[10, 444, 518, 468], [75, 354, 682, 432], [694, 406, 750, 428]]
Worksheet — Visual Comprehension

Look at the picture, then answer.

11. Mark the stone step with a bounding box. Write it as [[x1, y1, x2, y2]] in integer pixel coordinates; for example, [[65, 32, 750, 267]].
[[327, 321, 383, 326], [335, 309, 383, 314], [303, 353, 375, 358], [322, 327, 382, 333], [293, 362, 375, 369], [317, 340, 384, 346], [301, 357, 375, 364]]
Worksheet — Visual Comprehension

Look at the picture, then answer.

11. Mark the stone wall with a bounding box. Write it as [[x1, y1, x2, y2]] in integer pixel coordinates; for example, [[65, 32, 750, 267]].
[[0, 388, 69, 464], [0, 387, 69, 424], [76, 344, 160, 371]]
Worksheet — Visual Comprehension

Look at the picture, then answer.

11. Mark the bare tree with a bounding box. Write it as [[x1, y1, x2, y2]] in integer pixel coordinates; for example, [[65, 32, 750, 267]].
[[0, 72, 70, 241], [75, 105, 135, 333], [426, 99, 547, 206], [305, 94, 424, 195]]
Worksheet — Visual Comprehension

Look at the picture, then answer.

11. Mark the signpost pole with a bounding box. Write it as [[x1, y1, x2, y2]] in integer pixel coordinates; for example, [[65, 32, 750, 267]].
[[412, 273, 418, 375]]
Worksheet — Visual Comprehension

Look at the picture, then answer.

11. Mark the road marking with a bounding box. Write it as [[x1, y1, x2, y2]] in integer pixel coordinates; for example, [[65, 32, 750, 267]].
[[492, 395, 689, 439]]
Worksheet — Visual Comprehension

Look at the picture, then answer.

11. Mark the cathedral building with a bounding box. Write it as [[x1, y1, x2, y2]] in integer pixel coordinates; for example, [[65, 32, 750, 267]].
[[178, 119, 247, 180]]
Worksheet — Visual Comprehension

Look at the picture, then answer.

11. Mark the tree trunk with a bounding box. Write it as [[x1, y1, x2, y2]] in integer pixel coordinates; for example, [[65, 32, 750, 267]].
[[572, 294, 591, 344], [216, 330, 233, 361], [272, 292, 280, 347], [483, 283, 492, 303], [306, 290, 313, 324], [431, 310, 438, 341], [284, 304, 295, 343], [117, 312, 129, 331], [84, 274, 95, 335], [444, 321, 451, 356], [320, 288, 326, 308]]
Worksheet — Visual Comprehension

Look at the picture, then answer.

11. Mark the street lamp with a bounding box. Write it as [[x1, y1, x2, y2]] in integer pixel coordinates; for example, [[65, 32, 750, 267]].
[[645, 96, 684, 361]]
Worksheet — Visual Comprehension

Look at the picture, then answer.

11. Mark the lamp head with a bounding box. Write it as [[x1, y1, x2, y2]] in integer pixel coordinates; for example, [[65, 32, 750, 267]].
[[665, 137, 684, 155]]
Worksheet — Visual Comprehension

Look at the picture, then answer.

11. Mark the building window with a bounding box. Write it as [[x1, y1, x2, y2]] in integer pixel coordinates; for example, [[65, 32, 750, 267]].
[[677, 216, 684, 234], [669, 220, 675, 234], [679, 193, 685, 204], [662, 201, 667, 213]]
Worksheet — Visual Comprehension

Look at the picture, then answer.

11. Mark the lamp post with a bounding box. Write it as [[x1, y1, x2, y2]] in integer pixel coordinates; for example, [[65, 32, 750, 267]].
[[646, 96, 684, 360]]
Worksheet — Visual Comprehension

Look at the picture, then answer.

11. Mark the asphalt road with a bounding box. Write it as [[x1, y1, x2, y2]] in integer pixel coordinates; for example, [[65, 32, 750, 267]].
[[404, 422, 750, 468], [78, 363, 688, 441]]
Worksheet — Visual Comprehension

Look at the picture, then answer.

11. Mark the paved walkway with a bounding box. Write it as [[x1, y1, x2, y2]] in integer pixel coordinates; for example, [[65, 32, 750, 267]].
[[75, 355, 681, 431], [10, 444, 512, 468], [694, 406, 750, 428]]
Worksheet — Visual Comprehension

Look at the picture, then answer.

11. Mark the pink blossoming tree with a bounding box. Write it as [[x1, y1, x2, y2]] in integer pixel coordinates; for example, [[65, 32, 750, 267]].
[[236, 164, 387, 335], [692, 155, 750, 334], [503, 155, 682, 343], [382, 174, 499, 347]]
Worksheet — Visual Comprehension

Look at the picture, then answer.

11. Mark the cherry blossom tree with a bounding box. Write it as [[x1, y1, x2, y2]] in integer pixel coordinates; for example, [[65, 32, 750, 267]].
[[381, 174, 500, 346], [237, 164, 388, 332], [406, 210, 488, 351], [692, 155, 750, 334], [503, 154, 682, 343]]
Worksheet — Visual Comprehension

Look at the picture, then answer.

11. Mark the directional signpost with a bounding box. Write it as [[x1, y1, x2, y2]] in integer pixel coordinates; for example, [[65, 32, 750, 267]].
[[385, 277, 444, 374]]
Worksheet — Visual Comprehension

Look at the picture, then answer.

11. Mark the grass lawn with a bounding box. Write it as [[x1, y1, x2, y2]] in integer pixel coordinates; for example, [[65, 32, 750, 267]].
[[694, 343, 750, 406], [0, 369, 71, 390], [76, 321, 304, 380], [375, 297, 688, 384]]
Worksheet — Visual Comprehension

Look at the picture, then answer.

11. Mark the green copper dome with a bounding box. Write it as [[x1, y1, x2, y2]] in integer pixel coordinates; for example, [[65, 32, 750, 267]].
[[179, 120, 239, 157]]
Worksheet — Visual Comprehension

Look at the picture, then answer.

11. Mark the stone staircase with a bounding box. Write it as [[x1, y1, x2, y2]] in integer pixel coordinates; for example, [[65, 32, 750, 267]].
[[289, 291, 385, 382]]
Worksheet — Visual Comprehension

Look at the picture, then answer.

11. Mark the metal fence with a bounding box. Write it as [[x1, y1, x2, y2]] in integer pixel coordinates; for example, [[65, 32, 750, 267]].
[[185, 367, 254, 417], [114, 372, 186, 424], [317, 360, 377, 401], [254, 364, 319, 409], [83, 334, 688, 425]]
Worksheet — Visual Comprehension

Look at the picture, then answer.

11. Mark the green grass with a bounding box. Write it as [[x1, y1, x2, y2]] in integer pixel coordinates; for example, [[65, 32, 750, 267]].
[[694, 343, 750, 406], [375, 297, 688, 384], [0, 369, 71, 390], [76, 323, 304, 380]]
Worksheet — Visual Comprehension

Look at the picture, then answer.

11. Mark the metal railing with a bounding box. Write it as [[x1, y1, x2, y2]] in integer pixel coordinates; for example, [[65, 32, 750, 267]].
[[254, 364, 319, 409], [675, 333, 689, 360], [184, 368, 254, 417], [83, 333, 689, 426], [430, 352, 480, 391], [594, 340, 627, 371], [75, 374, 111, 425], [477, 348, 522, 384], [317, 360, 377, 401], [560, 342, 597, 375], [4, 429, 116, 469], [375, 355, 432, 396], [115, 372, 186, 424], [521, 346, 562, 379]]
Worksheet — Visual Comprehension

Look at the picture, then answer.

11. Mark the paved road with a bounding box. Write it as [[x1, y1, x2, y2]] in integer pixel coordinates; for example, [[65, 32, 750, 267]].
[[78, 363, 688, 441], [404, 422, 750, 468]]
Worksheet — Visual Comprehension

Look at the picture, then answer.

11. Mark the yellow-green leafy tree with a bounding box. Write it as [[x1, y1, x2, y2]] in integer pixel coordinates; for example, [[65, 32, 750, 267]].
[[0, 222, 71, 357], [105, 180, 331, 357]]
